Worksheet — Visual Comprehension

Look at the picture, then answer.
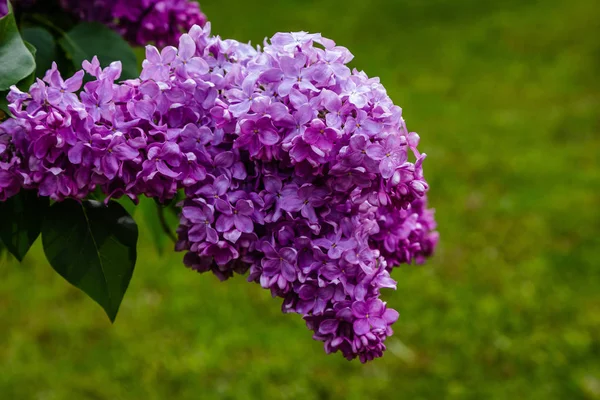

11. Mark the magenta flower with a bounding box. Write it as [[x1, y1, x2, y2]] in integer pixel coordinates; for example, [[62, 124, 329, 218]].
[[80, 80, 116, 122], [182, 201, 218, 244], [352, 299, 387, 335], [196, 175, 230, 204], [270, 31, 321, 52], [215, 199, 254, 234], [141, 45, 177, 81], [303, 119, 338, 153], [228, 74, 260, 117], [235, 117, 280, 155], [313, 230, 357, 260], [366, 134, 408, 179], [96, 138, 139, 180], [296, 281, 335, 315], [203, 241, 239, 267], [320, 89, 350, 129], [261, 242, 298, 283], [44, 63, 84, 107], [342, 78, 370, 108], [173, 34, 209, 78], [262, 175, 285, 223], [280, 183, 327, 223], [345, 109, 380, 137], [275, 54, 318, 96]]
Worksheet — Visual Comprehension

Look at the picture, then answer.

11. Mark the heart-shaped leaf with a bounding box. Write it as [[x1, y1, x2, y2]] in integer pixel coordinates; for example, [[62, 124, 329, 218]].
[[42, 199, 138, 322], [0, 190, 49, 261], [0, 1, 36, 90]]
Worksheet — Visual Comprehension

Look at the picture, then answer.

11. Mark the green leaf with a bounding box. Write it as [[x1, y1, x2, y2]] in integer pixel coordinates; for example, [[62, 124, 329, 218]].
[[58, 22, 139, 80], [16, 41, 37, 91], [0, 2, 36, 90], [21, 27, 57, 77], [42, 200, 138, 322], [0, 190, 49, 261]]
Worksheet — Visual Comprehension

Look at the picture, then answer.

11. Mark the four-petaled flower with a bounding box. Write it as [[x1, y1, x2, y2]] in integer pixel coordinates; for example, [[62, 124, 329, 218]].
[[352, 299, 387, 335], [280, 183, 327, 223], [236, 116, 280, 155], [366, 134, 408, 179], [261, 242, 298, 282], [215, 199, 255, 233], [303, 119, 338, 153], [183, 201, 218, 244], [313, 230, 358, 259]]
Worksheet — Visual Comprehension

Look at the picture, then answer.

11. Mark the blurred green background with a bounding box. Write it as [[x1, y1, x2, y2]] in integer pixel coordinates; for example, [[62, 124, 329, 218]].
[[1, 0, 599, 398]]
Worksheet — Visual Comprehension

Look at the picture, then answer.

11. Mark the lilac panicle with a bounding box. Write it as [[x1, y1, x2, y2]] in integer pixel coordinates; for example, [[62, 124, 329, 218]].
[[170, 28, 438, 362], [0, 24, 438, 363]]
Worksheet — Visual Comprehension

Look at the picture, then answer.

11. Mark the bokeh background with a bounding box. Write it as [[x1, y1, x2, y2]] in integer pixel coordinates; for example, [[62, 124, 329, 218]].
[[1, 0, 599, 398]]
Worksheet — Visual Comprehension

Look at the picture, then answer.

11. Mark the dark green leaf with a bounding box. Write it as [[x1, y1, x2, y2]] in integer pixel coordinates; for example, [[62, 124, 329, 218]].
[[42, 200, 138, 322], [21, 27, 57, 77], [0, 190, 49, 261], [0, 2, 36, 90], [58, 22, 139, 80]]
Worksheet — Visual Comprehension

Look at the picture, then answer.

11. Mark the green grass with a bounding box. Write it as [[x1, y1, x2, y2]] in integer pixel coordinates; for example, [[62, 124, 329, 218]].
[[1, 0, 600, 398]]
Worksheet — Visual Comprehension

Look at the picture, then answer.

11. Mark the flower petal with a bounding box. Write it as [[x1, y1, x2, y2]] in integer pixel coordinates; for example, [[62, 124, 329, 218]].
[[353, 318, 370, 335]]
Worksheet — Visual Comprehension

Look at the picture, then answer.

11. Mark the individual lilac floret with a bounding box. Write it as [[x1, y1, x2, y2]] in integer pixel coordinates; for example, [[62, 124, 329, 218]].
[[59, 0, 208, 47]]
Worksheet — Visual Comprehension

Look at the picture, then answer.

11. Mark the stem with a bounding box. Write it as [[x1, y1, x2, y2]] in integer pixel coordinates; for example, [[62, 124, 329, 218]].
[[156, 203, 177, 244]]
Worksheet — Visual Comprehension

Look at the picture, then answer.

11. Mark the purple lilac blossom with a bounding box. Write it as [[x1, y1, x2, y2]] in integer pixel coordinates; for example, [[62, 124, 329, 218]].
[[59, 0, 208, 47], [0, 25, 438, 363], [172, 29, 438, 362]]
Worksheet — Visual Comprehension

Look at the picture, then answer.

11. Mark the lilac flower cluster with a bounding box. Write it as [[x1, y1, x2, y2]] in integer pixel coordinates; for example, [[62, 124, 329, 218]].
[[60, 0, 208, 47], [174, 31, 438, 362], [0, 25, 438, 362], [2, 59, 138, 200], [0, 24, 254, 202]]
